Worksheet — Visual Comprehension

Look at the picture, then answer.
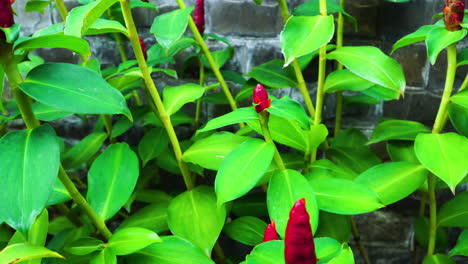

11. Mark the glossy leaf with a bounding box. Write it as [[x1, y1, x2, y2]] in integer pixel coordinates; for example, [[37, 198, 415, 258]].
[[451, 89, 468, 108], [200, 47, 234, 70], [246, 240, 284, 264], [223, 216, 267, 246], [449, 229, 468, 256], [392, 25, 436, 53], [324, 69, 374, 93], [327, 46, 405, 93], [27, 209, 49, 264], [327, 146, 382, 174], [25, 0, 51, 13], [0, 125, 60, 235], [310, 178, 384, 214], [386, 140, 419, 163], [426, 27, 467, 64], [32, 102, 72, 121], [198, 107, 258, 133], [267, 97, 310, 129], [307, 159, 358, 180], [415, 133, 468, 192], [232, 193, 269, 218], [314, 237, 342, 263], [138, 127, 170, 166], [438, 191, 468, 227], [362, 84, 400, 101], [87, 143, 139, 220], [292, 0, 357, 30], [423, 254, 455, 264], [246, 59, 298, 88], [89, 248, 116, 264], [267, 169, 319, 237], [150, 7, 194, 49], [118, 202, 170, 233], [46, 179, 71, 206], [108, 227, 161, 255], [327, 244, 355, 263], [457, 48, 468, 66], [343, 94, 380, 105], [163, 83, 205, 115], [215, 138, 275, 205], [85, 19, 127, 36], [65, 237, 105, 255], [13, 35, 91, 55], [448, 103, 468, 137], [355, 162, 428, 205], [19, 63, 131, 120], [315, 211, 351, 243], [332, 128, 367, 148], [368, 119, 430, 144], [0, 244, 63, 263], [62, 132, 107, 169]]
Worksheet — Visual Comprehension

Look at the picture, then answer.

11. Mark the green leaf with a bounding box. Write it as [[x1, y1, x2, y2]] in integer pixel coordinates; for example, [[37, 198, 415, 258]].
[[0, 244, 63, 263], [46, 179, 71, 206], [392, 25, 436, 53], [292, 0, 357, 30], [306, 159, 358, 180], [361, 84, 400, 101], [327, 244, 355, 263], [332, 128, 367, 148], [457, 48, 468, 66], [25, 0, 52, 13], [324, 69, 374, 93], [415, 133, 468, 192], [355, 162, 428, 205], [126, 236, 215, 264], [423, 254, 455, 264], [426, 27, 467, 64], [110, 116, 133, 138], [168, 186, 225, 256], [438, 191, 468, 227], [448, 103, 468, 137], [138, 127, 170, 166], [343, 94, 380, 106], [327, 46, 406, 94], [183, 132, 248, 171], [386, 140, 419, 163], [253, 0, 262, 4], [215, 138, 275, 205], [167, 37, 195, 57], [267, 169, 319, 237], [0, 66, 5, 115], [415, 217, 447, 251], [327, 146, 382, 174], [200, 47, 234, 70], [315, 212, 351, 243], [198, 107, 258, 133], [87, 143, 139, 220], [89, 248, 116, 264], [314, 237, 342, 263], [62, 132, 107, 169], [451, 89, 468, 109], [85, 19, 127, 36], [108, 227, 161, 255], [32, 102, 72, 121], [26, 209, 49, 264], [65, 237, 105, 256], [267, 97, 310, 129], [246, 240, 284, 264], [118, 202, 170, 233], [150, 7, 194, 49], [0, 24, 20, 43], [223, 216, 267, 246], [246, 59, 298, 88], [449, 229, 468, 256], [0, 125, 59, 235], [232, 193, 269, 218], [310, 178, 384, 214], [163, 83, 205, 115], [13, 35, 91, 56], [368, 119, 430, 144], [19, 63, 132, 120], [281, 15, 335, 66]]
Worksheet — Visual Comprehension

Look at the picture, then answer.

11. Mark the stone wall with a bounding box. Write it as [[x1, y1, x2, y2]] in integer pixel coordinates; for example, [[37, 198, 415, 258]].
[[11, 0, 468, 263]]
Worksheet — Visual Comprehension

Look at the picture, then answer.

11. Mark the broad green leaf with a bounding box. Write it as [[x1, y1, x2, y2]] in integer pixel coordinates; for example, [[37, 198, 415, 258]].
[[324, 69, 374, 93], [392, 25, 436, 53], [167, 37, 195, 57], [13, 35, 91, 56], [327, 244, 355, 264], [200, 47, 234, 70], [438, 191, 468, 227], [355, 162, 428, 205], [309, 124, 329, 151], [0, 125, 60, 235], [25, 0, 51, 13], [0, 24, 20, 44], [138, 127, 170, 166], [26, 209, 49, 264], [450, 229, 468, 256], [126, 236, 215, 264], [215, 139, 275, 205], [415, 217, 447, 251], [386, 140, 419, 163], [259, 153, 305, 186], [118, 202, 170, 233], [246, 59, 298, 88], [144, 111, 193, 127], [0, 244, 63, 263], [246, 240, 284, 264], [108, 227, 161, 255], [451, 89, 468, 108], [343, 94, 380, 105], [426, 27, 467, 64], [253, 0, 262, 4], [232, 193, 269, 218], [198, 107, 258, 133], [32, 102, 72, 121], [457, 48, 468, 66], [314, 237, 342, 263], [168, 186, 226, 256], [362, 84, 400, 101], [267, 97, 310, 129], [307, 159, 358, 180], [267, 169, 319, 237], [90, 248, 116, 264], [46, 179, 71, 206], [332, 128, 367, 148], [183, 132, 248, 170], [315, 211, 351, 243], [281, 15, 335, 66], [223, 216, 267, 246], [150, 7, 194, 49], [448, 103, 468, 137], [423, 254, 455, 264], [110, 116, 133, 138], [65, 237, 105, 255], [327, 146, 382, 174], [368, 119, 430, 144], [62, 132, 107, 169], [87, 143, 139, 220], [292, 0, 357, 30], [310, 178, 383, 214], [85, 19, 127, 36], [163, 83, 205, 115], [19, 63, 131, 120], [327, 46, 405, 93], [415, 133, 468, 192]]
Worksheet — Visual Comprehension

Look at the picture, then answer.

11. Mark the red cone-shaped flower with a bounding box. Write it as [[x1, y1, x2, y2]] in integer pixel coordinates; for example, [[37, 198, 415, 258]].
[[443, 0, 465, 31], [262, 220, 279, 242], [0, 0, 14, 29], [194, 0, 205, 35], [252, 84, 271, 113], [285, 198, 317, 264], [139, 37, 148, 60]]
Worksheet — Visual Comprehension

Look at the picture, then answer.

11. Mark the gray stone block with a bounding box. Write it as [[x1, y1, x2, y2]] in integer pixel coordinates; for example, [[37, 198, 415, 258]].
[[14, 0, 52, 36], [391, 43, 429, 87]]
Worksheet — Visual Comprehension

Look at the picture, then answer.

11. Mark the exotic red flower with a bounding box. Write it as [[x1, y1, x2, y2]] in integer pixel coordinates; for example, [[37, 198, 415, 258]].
[[262, 220, 279, 242], [252, 84, 271, 113], [443, 0, 465, 31], [0, 0, 14, 29], [194, 0, 205, 35], [139, 37, 147, 60], [284, 198, 317, 264]]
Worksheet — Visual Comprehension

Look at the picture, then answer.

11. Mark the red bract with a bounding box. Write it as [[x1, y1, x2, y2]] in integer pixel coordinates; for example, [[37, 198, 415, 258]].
[[443, 0, 465, 31], [194, 0, 205, 35], [252, 84, 271, 113], [262, 220, 279, 242], [284, 198, 317, 264], [139, 37, 148, 60], [0, 0, 14, 29]]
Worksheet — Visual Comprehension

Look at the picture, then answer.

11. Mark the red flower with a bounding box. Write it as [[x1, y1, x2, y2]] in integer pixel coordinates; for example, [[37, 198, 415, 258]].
[[194, 0, 205, 35], [139, 37, 147, 60], [0, 0, 14, 29], [284, 198, 317, 264], [252, 84, 271, 113], [443, 0, 465, 31], [262, 220, 279, 242]]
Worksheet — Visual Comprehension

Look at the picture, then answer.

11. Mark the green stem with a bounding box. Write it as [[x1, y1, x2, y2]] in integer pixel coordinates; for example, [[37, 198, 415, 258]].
[[55, 0, 69, 22], [334, 0, 345, 136], [426, 174, 437, 256], [195, 57, 205, 129], [459, 73, 468, 92], [350, 216, 372, 264], [103, 115, 116, 143], [120, 0, 194, 190], [259, 112, 286, 170], [55, 203, 82, 227]]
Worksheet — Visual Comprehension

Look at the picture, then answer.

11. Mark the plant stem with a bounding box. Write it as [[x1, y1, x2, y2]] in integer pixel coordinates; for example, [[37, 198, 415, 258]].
[[55, 203, 82, 227], [258, 112, 286, 170], [55, 0, 69, 22], [334, 0, 345, 136], [195, 57, 205, 129], [459, 73, 468, 92], [103, 114, 116, 143], [174, 0, 239, 118], [350, 216, 372, 264], [119, 0, 194, 190]]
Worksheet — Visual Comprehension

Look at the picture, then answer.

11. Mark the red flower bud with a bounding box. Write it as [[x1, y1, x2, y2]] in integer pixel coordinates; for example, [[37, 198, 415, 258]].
[[139, 37, 147, 60], [285, 198, 317, 264], [252, 84, 271, 113], [0, 0, 14, 29], [443, 0, 465, 31], [262, 220, 279, 242], [194, 0, 205, 35]]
